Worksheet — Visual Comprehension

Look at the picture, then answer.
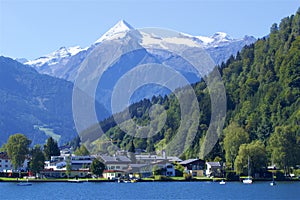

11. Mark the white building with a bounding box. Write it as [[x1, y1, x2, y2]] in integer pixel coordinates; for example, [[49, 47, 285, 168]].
[[44, 155, 94, 171], [0, 152, 29, 172], [99, 155, 131, 180], [0, 152, 13, 172], [205, 162, 222, 177]]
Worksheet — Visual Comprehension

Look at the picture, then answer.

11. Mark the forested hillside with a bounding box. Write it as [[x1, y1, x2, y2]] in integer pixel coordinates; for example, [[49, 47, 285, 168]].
[[84, 9, 300, 174]]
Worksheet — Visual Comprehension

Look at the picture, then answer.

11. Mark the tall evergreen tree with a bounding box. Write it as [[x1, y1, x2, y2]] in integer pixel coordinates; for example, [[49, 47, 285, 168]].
[[44, 137, 60, 160], [30, 145, 45, 174], [128, 140, 135, 153]]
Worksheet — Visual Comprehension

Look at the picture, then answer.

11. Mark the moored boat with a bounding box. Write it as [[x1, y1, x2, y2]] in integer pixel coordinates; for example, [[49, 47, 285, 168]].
[[243, 156, 253, 184], [219, 179, 226, 185]]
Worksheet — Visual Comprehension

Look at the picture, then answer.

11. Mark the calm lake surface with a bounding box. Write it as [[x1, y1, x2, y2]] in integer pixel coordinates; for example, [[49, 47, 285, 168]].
[[0, 181, 299, 200]]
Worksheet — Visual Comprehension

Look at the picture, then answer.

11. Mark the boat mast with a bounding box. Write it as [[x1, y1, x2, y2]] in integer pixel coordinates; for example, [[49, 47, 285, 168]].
[[247, 156, 250, 177]]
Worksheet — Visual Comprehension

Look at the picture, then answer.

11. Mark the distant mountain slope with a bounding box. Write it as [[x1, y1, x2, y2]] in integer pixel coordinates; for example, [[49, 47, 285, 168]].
[[0, 56, 77, 145]]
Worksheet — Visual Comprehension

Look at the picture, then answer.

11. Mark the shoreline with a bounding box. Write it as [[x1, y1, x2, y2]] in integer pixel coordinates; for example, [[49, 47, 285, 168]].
[[0, 178, 299, 183]]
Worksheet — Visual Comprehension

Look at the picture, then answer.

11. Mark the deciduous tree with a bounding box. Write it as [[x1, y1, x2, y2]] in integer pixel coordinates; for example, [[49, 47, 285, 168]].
[[234, 140, 267, 175], [268, 125, 300, 174], [223, 122, 250, 168], [6, 133, 31, 170], [91, 159, 105, 177]]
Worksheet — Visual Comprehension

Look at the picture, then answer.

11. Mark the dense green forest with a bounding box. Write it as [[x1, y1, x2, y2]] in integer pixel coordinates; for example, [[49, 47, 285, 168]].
[[82, 9, 300, 175]]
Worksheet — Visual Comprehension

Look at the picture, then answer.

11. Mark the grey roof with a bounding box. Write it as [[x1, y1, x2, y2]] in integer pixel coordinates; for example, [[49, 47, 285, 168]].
[[135, 154, 182, 162], [100, 155, 131, 163], [179, 159, 200, 165], [130, 164, 149, 168], [206, 162, 221, 167], [167, 156, 183, 162]]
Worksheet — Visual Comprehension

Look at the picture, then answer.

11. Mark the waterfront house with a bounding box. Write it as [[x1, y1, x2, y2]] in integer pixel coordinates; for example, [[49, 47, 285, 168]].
[[0, 152, 29, 172], [205, 162, 222, 177], [44, 155, 94, 171], [153, 160, 176, 177], [42, 155, 94, 178], [98, 155, 131, 180], [127, 163, 152, 178], [179, 158, 205, 177], [0, 152, 13, 172], [98, 155, 131, 170], [102, 169, 125, 180]]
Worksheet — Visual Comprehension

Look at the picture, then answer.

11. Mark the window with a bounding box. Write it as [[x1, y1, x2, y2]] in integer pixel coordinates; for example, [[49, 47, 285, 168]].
[[0, 165, 2, 167], [5, 160, 8, 162], [116, 166, 120, 169], [5, 165, 8, 168]]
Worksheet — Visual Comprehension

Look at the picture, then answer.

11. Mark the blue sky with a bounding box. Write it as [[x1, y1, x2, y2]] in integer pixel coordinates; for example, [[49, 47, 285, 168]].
[[0, 0, 299, 60]]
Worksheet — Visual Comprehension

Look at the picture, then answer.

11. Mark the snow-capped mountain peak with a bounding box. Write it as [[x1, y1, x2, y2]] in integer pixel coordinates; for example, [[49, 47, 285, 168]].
[[94, 20, 134, 44], [211, 32, 231, 41], [25, 46, 86, 67]]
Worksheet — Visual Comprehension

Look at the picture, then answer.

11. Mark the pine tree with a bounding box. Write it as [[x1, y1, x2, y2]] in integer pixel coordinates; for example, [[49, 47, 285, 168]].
[[44, 137, 60, 160]]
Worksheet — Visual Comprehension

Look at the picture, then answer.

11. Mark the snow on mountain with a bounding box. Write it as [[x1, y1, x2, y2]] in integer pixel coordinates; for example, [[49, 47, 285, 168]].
[[139, 31, 202, 50], [25, 20, 256, 81], [140, 30, 250, 50], [94, 20, 134, 44], [25, 46, 87, 67]]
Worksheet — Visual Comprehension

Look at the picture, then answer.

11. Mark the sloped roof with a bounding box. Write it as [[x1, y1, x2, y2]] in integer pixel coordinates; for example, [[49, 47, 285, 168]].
[[206, 162, 221, 167], [179, 158, 200, 165], [100, 155, 131, 163]]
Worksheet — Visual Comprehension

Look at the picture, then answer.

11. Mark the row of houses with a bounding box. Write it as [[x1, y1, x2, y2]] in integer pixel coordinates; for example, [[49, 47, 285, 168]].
[[0, 150, 224, 179]]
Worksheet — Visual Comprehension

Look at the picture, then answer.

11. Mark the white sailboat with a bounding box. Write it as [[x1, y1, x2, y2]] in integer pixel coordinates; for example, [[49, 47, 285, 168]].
[[270, 172, 276, 186], [243, 156, 253, 184], [219, 179, 226, 185]]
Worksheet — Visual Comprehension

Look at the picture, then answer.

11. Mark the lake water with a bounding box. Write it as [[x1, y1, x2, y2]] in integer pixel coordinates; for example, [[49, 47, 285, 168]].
[[0, 181, 299, 200]]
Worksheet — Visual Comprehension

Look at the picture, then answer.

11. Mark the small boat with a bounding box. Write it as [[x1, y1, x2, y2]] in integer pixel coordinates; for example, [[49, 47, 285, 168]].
[[243, 156, 253, 184], [270, 172, 276, 186], [270, 181, 276, 186], [219, 179, 226, 185], [243, 177, 253, 184], [17, 180, 32, 186]]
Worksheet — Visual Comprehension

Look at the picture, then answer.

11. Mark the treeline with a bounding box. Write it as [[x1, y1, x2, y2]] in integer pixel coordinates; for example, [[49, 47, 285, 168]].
[[82, 9, 300, 175]]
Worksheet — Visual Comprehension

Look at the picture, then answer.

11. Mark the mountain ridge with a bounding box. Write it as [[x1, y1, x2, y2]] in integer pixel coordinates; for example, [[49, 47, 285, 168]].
[[24, 20, 256, 81]]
